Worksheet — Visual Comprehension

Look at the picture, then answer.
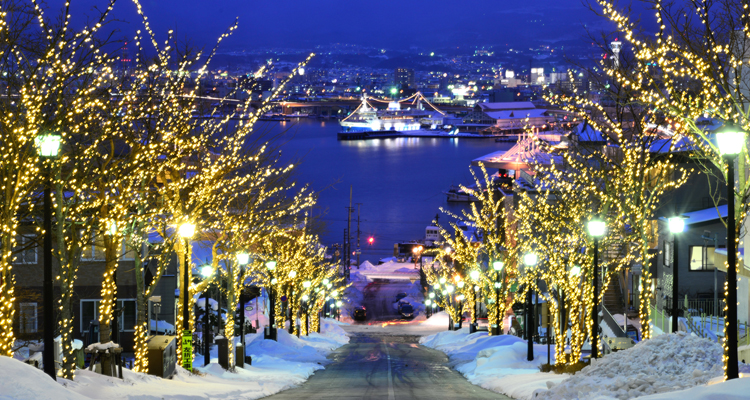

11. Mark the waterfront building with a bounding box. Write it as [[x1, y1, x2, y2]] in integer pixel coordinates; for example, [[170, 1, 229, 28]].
[[462, 102, 554, 131], [395, 68, 415, 89]]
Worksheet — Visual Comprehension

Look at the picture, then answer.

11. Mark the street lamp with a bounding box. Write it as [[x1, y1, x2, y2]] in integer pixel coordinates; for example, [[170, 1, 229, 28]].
[[237, 252, 249, 355], [265, 260, 277, 341], [717, 124, 745, 380], [492, 261, 505, 335], [178, 221, 196, 371], [667, 216, 686, 333], [35, 133, 61, 380], [524, 253, 538, 361], [200, 265, 213, 366], [587, 218, 606, 359], [469, 270, 481, 333]]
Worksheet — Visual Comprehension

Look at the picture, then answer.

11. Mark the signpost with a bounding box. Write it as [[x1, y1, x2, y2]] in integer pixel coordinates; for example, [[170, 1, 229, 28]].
[[181, 331, 193, 372]]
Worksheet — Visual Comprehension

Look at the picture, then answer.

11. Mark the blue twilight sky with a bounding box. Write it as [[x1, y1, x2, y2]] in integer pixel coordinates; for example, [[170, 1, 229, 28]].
[[60, 0, 653, 51]]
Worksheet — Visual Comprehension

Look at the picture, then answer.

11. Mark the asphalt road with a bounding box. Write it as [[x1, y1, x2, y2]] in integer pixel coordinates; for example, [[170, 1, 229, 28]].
[[262, 332, 512, 400], [357, 279, 414, 323]]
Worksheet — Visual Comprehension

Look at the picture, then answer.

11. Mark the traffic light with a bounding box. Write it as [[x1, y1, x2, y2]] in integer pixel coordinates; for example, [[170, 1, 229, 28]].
[[368, 236, 374, 245]]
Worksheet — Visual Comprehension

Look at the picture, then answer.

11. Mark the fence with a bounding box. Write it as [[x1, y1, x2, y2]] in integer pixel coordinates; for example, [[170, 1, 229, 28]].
[[664, 297, 725, 318]]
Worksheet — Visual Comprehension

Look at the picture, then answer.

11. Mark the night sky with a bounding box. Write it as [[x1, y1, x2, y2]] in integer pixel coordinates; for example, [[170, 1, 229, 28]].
[[62, 0, 653, 51]]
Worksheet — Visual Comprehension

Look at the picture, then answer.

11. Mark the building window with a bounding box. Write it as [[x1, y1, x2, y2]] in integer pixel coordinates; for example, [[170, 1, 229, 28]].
[[19, 303, 37, 333], [81, 231, 105, 261], [13, 235, 37, 264], [80, 299, 137, 332], [690, 246, 716, 271]]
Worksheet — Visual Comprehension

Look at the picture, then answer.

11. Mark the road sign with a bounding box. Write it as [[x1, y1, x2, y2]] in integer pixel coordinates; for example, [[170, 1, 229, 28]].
[[280, 296, 288, 302]]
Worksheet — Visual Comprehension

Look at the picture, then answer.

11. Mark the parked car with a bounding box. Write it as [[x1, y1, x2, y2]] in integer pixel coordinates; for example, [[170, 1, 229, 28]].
[[398, 302, 415, 319], [353, 306, 367, 321], [394, 292, 408, 302]]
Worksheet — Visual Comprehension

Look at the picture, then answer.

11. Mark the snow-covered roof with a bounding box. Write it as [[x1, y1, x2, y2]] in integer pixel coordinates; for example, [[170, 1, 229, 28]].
[[648, 135, 697, 153], [574, 123, 607, 142], [659, 204, 727, 225], [477, 102, 536, 111]]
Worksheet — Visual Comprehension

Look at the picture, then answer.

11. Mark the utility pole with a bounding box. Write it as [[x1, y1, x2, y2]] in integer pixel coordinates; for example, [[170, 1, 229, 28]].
[[356, 203, 362, 268], [345, 186, 353, 280]]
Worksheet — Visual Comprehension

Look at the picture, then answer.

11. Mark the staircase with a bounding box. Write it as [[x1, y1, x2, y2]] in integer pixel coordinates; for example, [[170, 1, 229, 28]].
[[602, 272, 624, 313]]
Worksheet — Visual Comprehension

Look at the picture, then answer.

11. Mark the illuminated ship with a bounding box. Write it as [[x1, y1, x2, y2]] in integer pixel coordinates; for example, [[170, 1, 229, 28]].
[[339, 92, 446, 133]]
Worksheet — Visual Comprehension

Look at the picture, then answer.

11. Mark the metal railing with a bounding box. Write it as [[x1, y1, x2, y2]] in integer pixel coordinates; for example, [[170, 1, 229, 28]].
[[664, 297, 725, 318]]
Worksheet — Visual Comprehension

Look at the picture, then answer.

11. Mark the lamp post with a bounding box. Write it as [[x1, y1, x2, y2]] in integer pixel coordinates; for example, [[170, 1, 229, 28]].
[[492, 261, 505, 335], [302, 280, 311, 335], [587, 219, 606, 359], [716, 125, 745, 380], [35, 133, 61, 380], [667, 217, 686, 333], [237, 252, 249, 353], [446, 283, 456, 329], [265, 260, 277, 341], [524, 252, 538, 362], [469, 269, 480, 333], [200, 265, 213, 366], [178, 222, 196, 371]]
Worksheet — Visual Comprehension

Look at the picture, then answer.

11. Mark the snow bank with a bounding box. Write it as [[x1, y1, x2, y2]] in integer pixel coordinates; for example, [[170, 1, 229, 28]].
[[421, 329, 560, 399], [637, 376, 750, 400], [359, 260, 376, 270], [2, 321, 348, 400], [534, 332, 724, 400], [0, 356, 81, 400]]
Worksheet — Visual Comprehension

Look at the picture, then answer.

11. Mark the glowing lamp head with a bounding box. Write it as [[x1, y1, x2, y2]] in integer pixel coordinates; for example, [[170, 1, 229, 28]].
[[271, 278, 278, 285], [470, 270, 480, 280], [429, 292, 435, 299], [288, 270, 297, 278], [301, 294, 309, 301], [390, 87, 398, 95], [323, 278, 330, 286], [492, 261, 504, 271], [200, 265, 213, 278], [331, 290, 339, 297], [298, 67, 305, 76], [569, 265, 581, 277], [303, 281, 312, 288], [336, 301, 342, 307], [425, 299, 432, 306], [523, 253, 538, 267], [456, 294, 465, 301], [265, 260, 277, 270], [668, 216, 686, 234], [326, 283, 332, 289], [457, 281, 465, 289], [35, 133, 62, 157], [446, 285, 455, 293], [237, 252, 250, 265], [716, 124, 746, 156], [368, 236, 374, 245], [439, 277, 447, 284], [587, 219, 606, 238], [178, 222, 196, 238]]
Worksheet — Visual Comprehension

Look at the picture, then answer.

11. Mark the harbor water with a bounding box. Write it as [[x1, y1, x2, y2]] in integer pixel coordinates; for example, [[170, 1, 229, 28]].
[[260, 119, 514, 263]]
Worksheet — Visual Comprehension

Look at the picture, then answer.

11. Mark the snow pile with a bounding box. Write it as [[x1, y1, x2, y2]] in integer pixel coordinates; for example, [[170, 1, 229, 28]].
[[358, 260, 376, 270], [0, 356, 81, 400], [421, 329, 561, 399], [244, 318, 349, 365], [534, 332, 724, 400], [85, 341, 120, 352]]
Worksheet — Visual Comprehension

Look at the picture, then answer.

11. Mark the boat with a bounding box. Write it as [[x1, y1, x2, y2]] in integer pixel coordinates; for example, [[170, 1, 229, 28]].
[[339, 92, 446, 135], [444, 185, 479, 202], [259, 112, 290, 122], [287, 111, 309, 118]]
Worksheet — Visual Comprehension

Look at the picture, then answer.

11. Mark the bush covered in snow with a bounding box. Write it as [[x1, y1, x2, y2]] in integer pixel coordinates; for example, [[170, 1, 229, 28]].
[[533, 332, 723, 400]]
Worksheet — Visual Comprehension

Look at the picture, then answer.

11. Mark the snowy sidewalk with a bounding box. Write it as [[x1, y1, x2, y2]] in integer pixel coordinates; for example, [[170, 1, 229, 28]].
[[1, 319, 348, 400]]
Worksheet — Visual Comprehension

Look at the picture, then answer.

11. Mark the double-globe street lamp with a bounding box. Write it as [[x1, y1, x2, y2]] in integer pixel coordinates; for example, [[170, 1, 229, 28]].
[[523, 252, 538, 362], [716, 124, 745, 380], [492, 261, 505, 335], [667, 217, 686, 333], [178, 222, 196, 371], [587, 219, 606, 359], [35, 133, 62, 380]]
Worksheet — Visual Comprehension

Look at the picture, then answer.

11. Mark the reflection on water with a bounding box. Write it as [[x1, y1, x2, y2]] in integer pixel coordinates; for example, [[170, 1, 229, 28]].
[[261, 120, 512, 262]]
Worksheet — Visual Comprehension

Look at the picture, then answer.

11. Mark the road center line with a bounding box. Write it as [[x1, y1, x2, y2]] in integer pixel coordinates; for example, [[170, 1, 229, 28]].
[[384, 341, 396, 400]]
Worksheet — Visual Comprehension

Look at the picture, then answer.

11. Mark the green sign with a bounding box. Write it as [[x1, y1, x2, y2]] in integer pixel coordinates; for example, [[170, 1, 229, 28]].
[[510, 282, 519, 293], [182, 330, 193, 372]]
